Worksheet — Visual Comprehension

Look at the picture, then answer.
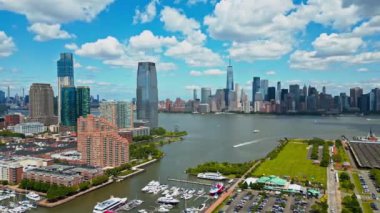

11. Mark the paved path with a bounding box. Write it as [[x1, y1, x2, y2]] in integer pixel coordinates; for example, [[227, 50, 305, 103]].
[[327, 163, 341, 212], [205, 161, 261, 213]]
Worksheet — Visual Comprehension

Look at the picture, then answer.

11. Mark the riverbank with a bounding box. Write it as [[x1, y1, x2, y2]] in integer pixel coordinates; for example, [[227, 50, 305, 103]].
[[37, 159, 158, 208]]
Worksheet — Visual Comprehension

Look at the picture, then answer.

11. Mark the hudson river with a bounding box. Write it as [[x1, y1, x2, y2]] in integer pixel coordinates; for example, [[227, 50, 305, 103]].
[[34, 113, 380, 213]]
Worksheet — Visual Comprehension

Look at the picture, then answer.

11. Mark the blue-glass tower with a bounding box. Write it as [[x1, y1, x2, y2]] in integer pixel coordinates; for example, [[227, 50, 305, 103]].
[[61, 86, 77, 127], [57, 53, 75, 124], [136, 62, 158, 128]]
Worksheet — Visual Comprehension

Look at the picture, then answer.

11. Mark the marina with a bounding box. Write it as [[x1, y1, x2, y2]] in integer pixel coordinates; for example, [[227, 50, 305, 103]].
[[32, 114, 380, 213]]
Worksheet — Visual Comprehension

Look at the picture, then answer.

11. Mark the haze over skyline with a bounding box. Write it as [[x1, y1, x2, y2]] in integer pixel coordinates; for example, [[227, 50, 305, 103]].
[[1, 0, 380, 100]]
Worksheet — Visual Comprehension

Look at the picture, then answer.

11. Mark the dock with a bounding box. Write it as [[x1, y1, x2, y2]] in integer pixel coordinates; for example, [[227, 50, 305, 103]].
[[167, 178, 212, 186]]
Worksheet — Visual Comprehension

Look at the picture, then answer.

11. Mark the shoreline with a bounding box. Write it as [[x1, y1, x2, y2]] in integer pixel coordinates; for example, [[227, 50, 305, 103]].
[[36, 158, 159, 208]]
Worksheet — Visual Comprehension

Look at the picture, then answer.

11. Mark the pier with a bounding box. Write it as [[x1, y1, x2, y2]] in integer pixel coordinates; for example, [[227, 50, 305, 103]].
[[167, 178, 212, 186]]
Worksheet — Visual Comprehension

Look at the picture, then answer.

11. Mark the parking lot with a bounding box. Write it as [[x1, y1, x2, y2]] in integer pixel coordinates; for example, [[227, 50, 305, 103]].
[[219, 190, 316, 213], [358, 170, 380, 212]]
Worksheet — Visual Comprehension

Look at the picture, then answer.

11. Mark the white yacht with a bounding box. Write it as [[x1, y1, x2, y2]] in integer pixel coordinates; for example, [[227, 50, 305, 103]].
[[157, 196, 180, 205], [197, 172, 227, 180], [26, 192, 41, 201], [253, 129, 260, 133], [93, 196, 127, 213]]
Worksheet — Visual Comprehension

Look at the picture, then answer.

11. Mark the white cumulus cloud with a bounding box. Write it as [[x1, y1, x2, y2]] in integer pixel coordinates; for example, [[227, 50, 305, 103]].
[[0, 31, 16, 57], [75, 36, 125, 60], [28, 23, 75, 41], [133, 0, 159, 24]]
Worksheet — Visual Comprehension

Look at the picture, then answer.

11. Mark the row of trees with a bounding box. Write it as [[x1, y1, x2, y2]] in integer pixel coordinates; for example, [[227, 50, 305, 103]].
[[104, 163, 132, 177], [133, 135, 153, 142], [310, 144, 319, 160], [320, 144, 330, 167], [339, 172, 355, 191], [151, 127, 188, 137], [0, 130, 25, 138], [266, 139, 288, 160], [370, 169, 380, 187], [19, 179, 77, 202], [186, 161, 254, 177], [342, 194, 362, 213], [19, 174, 110, 202]]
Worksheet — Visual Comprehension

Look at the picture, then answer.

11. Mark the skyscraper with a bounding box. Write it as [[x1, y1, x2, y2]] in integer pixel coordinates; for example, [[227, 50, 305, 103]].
[[350, 87, 363, 108], [0, 90, 5, 104], [226, 60, 234, 91], [201, 87, 212, 104], [77, 115, 130, 168], [76, 86, 90, 118], [100, 101, 133, 129], [193, 89, 197, 100], [276, 81, 281, 103], [57, 53, 74, 124], [267, 87, 276, 101], [61, 86, 77, 127], [260, 80, 269, 101], [136, 62, 158, 128], [29, 83, 56, 125], [252, 77, 260, 104]]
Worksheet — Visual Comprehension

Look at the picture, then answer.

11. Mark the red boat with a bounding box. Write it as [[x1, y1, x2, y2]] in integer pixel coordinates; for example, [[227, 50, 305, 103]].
[[209, 182, 224, 195]]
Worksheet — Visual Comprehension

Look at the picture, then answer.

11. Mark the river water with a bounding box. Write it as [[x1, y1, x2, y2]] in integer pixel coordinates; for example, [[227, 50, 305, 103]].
[[31, 113, 379, 213]]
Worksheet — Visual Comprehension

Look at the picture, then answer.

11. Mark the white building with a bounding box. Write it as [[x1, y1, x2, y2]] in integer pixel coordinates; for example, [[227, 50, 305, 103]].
[[8, 122, 46, 135], [199, 103, 210, 113]]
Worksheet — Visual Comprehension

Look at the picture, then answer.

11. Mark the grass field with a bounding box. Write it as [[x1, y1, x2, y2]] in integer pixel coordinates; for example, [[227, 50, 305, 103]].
[[338, 146, 350, 162], [253, 140, 327, 186], [352, 172, 365, 194], [362, 202, 374, 213]]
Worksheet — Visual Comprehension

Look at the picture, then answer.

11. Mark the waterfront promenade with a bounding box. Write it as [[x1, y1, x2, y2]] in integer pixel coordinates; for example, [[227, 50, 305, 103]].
[[37, 158, 158, 208], [205, 160, 261, 213]]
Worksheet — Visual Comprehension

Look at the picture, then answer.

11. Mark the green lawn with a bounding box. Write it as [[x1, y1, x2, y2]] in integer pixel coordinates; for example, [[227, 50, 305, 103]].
[[352, 172, 365, 194], [338, 146, 350, 162], [362, 202, 374, 213], [253, 141, 327, 186]]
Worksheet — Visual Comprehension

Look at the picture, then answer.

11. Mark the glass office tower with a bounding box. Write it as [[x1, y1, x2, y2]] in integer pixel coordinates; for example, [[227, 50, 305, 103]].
[[61, 86, 77, 127], [136, 62, 158, 128]]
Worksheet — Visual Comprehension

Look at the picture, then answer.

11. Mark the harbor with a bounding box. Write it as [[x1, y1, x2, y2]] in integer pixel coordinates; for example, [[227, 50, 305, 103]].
[[92, 178, 225, 213], [31, 113, 380, 213]]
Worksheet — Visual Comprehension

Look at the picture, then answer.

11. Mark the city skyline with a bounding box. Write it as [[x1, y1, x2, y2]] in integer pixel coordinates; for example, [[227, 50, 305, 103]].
[[1, 0, 380, 100]]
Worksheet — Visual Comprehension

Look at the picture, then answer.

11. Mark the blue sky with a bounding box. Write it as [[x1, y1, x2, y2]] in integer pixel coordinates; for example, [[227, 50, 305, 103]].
[[0, 0, 380, 100]]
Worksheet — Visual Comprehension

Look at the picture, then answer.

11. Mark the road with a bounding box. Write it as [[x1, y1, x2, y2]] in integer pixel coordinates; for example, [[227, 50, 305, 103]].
[[327, 164, 341, 212], [205, 161, 261, 213]]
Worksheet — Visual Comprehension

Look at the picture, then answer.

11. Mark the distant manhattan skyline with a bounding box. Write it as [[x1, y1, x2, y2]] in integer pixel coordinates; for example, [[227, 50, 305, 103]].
[[1, 0, 380, 100]]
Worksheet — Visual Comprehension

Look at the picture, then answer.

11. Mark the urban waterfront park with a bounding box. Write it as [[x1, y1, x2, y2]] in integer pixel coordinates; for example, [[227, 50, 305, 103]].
[[34, 113, 380, 213], [252, 139, 327, 186]]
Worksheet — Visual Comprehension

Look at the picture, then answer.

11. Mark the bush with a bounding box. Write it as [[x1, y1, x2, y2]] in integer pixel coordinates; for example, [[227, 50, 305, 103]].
[[186, 161, 254, 177], [342, 194, 362, 213], [79, 181, 90, 191], [92, 175, 109, 186]]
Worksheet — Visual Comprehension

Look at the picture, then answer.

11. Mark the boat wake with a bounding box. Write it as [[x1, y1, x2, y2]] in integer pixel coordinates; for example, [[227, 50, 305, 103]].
[[233, 138, 267, 148]]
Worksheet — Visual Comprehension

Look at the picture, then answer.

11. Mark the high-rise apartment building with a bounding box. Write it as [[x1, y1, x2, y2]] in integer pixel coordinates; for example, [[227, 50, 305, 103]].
[[57, 53, 74, 124], [77, 115, 130, 168], [136, 62, 158, 128], [100, 101, 133, 129], [76, 86, 90, 118], [29, 83, 56, 125], [61, 86, 77, 127]]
